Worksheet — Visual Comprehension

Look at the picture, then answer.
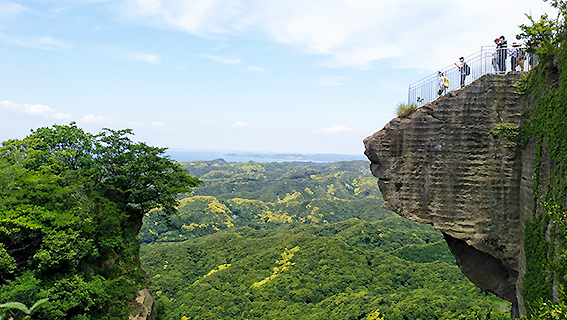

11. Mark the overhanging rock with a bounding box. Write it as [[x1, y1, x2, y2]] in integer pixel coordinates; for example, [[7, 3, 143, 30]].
[[364, 73, 527, 316]]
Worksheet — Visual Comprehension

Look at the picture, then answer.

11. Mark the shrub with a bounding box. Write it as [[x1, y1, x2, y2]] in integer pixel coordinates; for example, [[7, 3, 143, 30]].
[[396, 102, 418, 118]]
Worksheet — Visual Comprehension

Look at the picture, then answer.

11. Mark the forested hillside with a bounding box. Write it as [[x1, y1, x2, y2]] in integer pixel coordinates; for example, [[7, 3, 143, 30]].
[[140, 160, 512, 319], [139, 160, 388, 242]]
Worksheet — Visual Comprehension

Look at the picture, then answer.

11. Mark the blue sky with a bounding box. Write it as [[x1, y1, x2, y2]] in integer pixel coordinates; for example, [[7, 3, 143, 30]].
[[0, 0, 554, 155]]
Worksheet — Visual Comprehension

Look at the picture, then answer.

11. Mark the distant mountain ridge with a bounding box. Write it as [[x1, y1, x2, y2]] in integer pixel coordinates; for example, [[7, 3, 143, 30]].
[[166, 150, 367, 163]]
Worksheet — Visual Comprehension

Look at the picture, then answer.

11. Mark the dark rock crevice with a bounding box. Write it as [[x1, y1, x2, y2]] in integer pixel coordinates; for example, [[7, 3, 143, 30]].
[[443, 232, 518, 303]]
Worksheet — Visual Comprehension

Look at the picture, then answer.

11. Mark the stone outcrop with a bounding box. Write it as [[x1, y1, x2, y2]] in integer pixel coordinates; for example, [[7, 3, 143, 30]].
[[364, 73, 528, 316], [130, 288, 157, 320], [129, 215, 157, 320]]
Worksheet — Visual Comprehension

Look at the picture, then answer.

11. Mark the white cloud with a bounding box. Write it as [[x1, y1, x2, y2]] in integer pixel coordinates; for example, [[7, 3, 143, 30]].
[[0, 100, 71, 119], [94, 46, 160, 64], [119, 0, 247, 34], [233, 121, 254, 128], [0, 3, 29, 18], [126, 121, 145, 127], [134, 53, 160, 64], [117, 0, 554, 69], [0, 101, 165, 130], [311, 77, 345, 86], [248, 66, 265, 72], [0, 33, 157, 65], [200, 54, 242, 65], [314, 125, 356, 134], [0, 33, 71, 50], [79, 114, 117, 124], [125, 121, 168, 128], [150, 121, 166, 127], [71, 0, 113, 3]]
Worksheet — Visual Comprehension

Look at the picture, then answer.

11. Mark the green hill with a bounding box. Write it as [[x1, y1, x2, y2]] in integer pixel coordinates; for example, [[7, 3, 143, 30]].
[[141, 220, 510, 320], [139, 160, 391, 243], [139, 160, 512, 319]]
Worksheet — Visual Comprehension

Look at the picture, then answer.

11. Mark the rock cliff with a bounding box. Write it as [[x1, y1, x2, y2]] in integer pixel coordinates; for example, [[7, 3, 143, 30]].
[[364, 73, 529, 317], [130, 288, 157, 320]]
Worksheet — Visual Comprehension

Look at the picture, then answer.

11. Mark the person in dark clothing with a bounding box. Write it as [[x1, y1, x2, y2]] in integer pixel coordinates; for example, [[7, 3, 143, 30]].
[[455, 57, 469, 88], [497, 36, 508, 73]]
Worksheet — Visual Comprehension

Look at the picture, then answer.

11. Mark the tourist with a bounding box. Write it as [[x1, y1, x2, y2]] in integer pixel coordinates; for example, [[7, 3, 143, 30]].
[[497, 36, 508, 73], [437, 71, 445, 96], [438, 71, 449, 96], [455, 57, 470, 88], [492, 38, 501, 73], [509, 43, 518, 71], [512, 43, 525, 71]]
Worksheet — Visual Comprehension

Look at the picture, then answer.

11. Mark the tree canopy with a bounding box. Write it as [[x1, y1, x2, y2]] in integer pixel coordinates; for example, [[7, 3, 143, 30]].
[[0, 123, 200, 319]]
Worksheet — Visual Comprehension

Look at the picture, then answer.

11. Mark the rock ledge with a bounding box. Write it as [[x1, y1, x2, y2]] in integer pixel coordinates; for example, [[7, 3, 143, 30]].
[[364, 73, 527, 316]]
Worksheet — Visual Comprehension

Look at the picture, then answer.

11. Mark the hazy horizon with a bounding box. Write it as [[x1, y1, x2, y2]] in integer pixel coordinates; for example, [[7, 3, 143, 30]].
[[166, 149, 368, 163]]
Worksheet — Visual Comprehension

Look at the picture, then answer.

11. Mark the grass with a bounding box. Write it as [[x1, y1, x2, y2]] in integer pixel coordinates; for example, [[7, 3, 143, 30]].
[[396, 102, 418, 118]]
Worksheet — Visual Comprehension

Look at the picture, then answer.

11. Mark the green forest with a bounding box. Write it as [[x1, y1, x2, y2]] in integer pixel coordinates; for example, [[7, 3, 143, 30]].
[[140, 160, 388, 243], [140, 160, 512, 320]]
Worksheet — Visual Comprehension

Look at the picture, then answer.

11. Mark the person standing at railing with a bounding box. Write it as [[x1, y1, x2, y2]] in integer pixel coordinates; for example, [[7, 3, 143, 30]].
[[509, 43, 518, 71], [492, 38, 501, 73], [511, 42, 525, 71], [455, 57, 470, 88], [528, 36, 537, 69], [497, 36, 508, 73], [437, 71, 449, 97], [437, 71, 444, 96]]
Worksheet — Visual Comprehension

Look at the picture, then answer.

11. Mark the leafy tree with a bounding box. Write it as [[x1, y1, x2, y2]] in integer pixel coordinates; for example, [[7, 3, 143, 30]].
[[517, 0, 567, 57], [0, 123, 200, 319]]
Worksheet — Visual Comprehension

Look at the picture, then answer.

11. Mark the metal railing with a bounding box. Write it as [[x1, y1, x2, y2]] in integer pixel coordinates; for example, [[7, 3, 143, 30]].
[[408, 45, 538, 106]]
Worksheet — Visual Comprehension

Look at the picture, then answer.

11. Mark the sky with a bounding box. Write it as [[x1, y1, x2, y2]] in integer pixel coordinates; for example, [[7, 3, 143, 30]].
[[0, 0, 556, 155]]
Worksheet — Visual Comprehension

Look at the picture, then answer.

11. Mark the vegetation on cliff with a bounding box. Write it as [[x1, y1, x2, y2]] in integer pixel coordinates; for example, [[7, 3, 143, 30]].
[[517, 0, 567, 316], [0, 124, 200, 319], [396, 102, 418, 118]]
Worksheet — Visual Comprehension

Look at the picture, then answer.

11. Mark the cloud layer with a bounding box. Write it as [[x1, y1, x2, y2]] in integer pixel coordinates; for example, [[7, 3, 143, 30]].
[[0, 101, 71, 119], [1, 1, 552, 69], [118, 0, 551, 69], [0, 100, 164, 129]]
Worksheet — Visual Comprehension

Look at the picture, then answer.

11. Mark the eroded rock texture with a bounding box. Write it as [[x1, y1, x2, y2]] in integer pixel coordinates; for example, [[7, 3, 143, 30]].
[[364, 73, 527, 313], [130, 288, 157, 320]]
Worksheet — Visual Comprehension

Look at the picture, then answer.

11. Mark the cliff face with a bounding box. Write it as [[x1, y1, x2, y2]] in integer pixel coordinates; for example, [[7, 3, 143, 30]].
[[130, 288, 157, 320], [364, 73, 529, 316], [130, 215, 157, 320]]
